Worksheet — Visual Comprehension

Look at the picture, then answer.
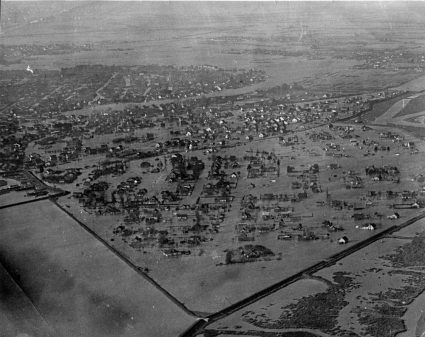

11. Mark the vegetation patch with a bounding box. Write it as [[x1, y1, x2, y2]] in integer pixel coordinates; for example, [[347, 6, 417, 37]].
[[384, 235, 425, 268], [223, 245, 275, 265], [241, 272, 359, 335], [355, 235, 425, 337], [356, 302, 406, 337]]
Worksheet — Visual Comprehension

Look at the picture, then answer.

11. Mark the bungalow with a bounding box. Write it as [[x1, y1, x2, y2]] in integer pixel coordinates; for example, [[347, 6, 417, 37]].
[[338, 236, 349, 244], [387, 212, 400, 220], [162, 248, 190, 257], [262, 211, 273, 221], [356, 223, 376, 230], [176, 213, 188, 220], [230, 172, 238, 179], [146, 196, 160, 205]]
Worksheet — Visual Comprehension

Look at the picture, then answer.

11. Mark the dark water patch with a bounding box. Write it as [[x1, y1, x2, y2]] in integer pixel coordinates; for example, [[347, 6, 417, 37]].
[[0, 247, 45, 304], [0, 261, 28, 308], [0, 247, 76, 306], [0, 261, 57, 337], [0, 245, 135, 336], [200, 265, 243, 294]]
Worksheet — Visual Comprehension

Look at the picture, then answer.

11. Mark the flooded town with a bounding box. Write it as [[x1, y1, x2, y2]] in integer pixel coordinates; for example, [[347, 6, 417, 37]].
[[3, 2, 425, 337]]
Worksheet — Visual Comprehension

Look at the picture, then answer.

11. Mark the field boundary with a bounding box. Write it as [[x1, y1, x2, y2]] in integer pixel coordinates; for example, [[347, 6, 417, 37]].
[[0, 190, 68, 210], [50, 199, 199, 318]]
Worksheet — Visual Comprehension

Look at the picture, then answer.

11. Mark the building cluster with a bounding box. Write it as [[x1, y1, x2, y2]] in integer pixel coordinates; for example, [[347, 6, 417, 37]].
[[352, 49, 425, 72]]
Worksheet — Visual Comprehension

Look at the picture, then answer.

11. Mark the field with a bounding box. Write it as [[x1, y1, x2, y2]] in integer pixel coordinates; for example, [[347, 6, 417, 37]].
[[0, 199, 196, 337]]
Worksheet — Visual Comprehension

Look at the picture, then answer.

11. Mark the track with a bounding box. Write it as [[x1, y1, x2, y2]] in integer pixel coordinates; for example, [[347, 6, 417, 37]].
[[180, 211, 425, 337], [0, 190, 68, 210]]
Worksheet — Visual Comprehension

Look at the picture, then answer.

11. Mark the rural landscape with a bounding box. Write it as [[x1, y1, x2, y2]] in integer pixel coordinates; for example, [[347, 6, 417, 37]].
[[3, 2, 425, 337]]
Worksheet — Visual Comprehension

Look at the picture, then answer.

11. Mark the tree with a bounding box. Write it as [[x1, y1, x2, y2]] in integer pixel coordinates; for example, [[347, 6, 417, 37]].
[[225, 251, 232, 265]]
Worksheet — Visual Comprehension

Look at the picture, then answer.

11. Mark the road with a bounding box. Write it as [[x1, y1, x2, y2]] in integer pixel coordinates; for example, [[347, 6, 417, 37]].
[[89, 72, 118, 105]]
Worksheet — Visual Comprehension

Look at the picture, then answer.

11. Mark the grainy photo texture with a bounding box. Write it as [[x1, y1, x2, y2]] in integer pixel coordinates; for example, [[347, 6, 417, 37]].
[[1, 1, 425, 337]]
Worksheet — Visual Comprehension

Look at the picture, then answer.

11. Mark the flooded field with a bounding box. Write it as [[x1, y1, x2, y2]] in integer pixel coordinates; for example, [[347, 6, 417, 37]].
[[0, 199, 196, 337], [208, 278, 328, 331], [206, 218, 425, 337]]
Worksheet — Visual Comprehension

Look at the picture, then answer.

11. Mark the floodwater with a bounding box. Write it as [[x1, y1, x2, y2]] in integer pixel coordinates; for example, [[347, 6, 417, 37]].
[[0, 261, 55, 337], [398, 289, 425, 337], [208, 278, 328, 331], [0, 199, 196, 337]]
